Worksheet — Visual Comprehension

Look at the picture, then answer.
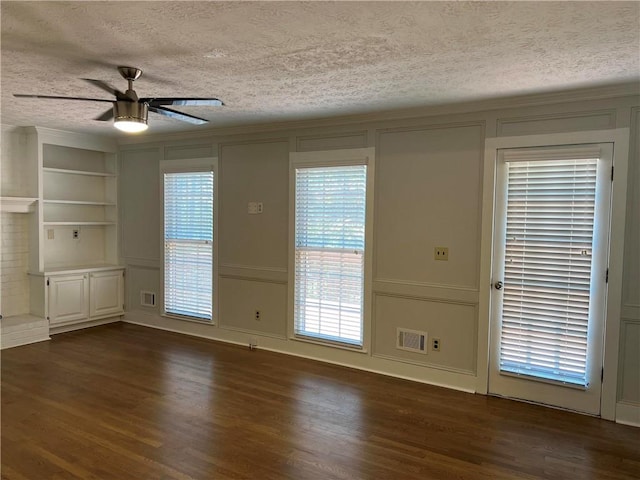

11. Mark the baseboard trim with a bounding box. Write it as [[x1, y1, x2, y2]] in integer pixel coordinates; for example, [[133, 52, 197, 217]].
[[50, 316, 122, 335], [124, 311, 477, 394], [616, 402, 640, 427]]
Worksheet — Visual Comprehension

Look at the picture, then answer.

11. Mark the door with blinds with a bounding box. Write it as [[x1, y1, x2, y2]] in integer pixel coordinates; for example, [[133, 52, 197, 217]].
[[488, 143, 613, 415]]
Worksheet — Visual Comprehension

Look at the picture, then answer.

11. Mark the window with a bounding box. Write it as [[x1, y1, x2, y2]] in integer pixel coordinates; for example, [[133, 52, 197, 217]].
[[290, 148, 374, 348], [161, 159, 216, 322]]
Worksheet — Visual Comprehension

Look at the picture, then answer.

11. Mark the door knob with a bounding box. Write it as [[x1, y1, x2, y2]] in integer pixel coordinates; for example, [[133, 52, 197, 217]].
[[494, 281, 503, 290]]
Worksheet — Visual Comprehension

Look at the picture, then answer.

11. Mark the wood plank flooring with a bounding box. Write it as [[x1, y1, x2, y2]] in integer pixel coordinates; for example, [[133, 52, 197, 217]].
[[2, 323, 639, 479]]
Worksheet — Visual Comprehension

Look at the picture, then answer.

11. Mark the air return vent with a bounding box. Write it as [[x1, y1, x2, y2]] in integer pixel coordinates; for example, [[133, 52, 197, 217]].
[[397, 328, 427, 354], [140, 291, 156, 307]]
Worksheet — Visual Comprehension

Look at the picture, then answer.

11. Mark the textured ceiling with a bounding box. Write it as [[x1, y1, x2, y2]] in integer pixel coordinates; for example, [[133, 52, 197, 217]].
[[1, 1, 639, 137]]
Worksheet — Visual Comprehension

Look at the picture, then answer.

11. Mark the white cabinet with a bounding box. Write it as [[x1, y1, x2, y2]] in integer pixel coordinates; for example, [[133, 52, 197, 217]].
[[48, 273, 89, 325], [45, 267, 124, 328], [89, 270, 124, 318]]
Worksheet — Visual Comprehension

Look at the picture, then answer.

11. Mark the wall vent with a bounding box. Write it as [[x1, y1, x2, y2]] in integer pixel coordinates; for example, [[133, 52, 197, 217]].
[[140, 291, 156, 307], [397, 328, 427, 354]]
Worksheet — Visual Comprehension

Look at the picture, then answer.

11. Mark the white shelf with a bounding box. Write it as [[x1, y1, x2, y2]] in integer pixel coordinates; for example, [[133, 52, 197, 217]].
[[43, 167, 116, 177], [43, 221, 116, 226], [0, 196, 38, 213], [43, 200, 116, 206], [31, 264, 125, 275]]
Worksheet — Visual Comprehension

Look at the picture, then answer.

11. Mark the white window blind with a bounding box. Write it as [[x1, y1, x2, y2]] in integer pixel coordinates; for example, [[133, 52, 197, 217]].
[[294, 165, 367, 346], [500, 153, 599, 386], [164, 171, 213, 321]]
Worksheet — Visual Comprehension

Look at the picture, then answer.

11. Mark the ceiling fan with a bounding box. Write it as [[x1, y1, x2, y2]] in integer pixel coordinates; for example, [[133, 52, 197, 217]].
[[14, 66, 224, 133]]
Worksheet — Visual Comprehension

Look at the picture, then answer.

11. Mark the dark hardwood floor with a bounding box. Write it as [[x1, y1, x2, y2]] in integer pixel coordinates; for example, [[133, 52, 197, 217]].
[[1, 323, 638, 479]]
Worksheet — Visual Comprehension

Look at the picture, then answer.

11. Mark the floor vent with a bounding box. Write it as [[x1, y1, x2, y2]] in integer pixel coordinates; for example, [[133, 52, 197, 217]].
[[140, 291, 156, 307], [397, 328, 427, 354]]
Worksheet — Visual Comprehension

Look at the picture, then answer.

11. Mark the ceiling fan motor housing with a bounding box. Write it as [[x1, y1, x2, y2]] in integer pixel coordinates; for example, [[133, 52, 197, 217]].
[[113, 101, 148, 123]]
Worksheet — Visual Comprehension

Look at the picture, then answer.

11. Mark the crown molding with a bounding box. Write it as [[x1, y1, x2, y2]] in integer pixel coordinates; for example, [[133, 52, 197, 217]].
[[25, 126, 118, 152], [114, 81, 638, 146]]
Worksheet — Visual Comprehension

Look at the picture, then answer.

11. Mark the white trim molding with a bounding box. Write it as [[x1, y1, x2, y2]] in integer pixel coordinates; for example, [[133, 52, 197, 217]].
[[615, 402, 640, 427], [479, 128, 630, 420], [123, 310, 477, 393]]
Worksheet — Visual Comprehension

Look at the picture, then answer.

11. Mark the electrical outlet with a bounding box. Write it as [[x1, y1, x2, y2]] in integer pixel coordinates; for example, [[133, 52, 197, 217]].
[[248, 202, 264, 215], [73, 229, 79, 239], [434, 247, 449, 261], [432, 338, 441, 351], [255, 310, 261, 321], [47, 229, 54, 240]]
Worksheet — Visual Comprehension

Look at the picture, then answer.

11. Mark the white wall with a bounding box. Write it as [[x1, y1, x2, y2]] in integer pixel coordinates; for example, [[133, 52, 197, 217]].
[[119, 90, 639, 415], [0, 213, 31, 317], [1, 127, 34, 319]]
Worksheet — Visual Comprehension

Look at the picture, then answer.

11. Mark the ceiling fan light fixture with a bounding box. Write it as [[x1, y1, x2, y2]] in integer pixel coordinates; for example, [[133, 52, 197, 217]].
[[113, 101, 148, 133], [114, 120, 148, 133]]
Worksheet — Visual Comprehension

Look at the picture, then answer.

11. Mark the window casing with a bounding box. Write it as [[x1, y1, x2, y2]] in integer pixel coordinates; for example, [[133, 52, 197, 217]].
[[161, 159, 217, 323], [289, 148, 374, 349]]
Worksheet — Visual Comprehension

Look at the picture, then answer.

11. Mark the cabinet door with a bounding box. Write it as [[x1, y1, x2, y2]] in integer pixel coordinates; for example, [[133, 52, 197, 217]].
[[48, 274, 89, 325], [89, 270, 124, 318]]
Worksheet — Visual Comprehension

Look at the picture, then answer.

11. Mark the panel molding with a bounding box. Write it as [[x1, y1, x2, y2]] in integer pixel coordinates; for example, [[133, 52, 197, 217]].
[[219, 136, 290, 152], [124, 257, 160, 269], [373, 279, 479, 305], [371, 292, 478, 374], [296, 130, 368, 152], [164, 143, 215, 160], [618, 317, 640, 406], [219, 263, 287, 284], [376, 119, 486, 137], [622, 304, 640, 320], [497, 109, 617, 136], [374, 121, 485, 292]]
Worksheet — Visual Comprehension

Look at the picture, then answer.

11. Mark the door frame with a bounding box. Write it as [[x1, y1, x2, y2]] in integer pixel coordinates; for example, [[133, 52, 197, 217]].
[[477, 128, 630, 421]]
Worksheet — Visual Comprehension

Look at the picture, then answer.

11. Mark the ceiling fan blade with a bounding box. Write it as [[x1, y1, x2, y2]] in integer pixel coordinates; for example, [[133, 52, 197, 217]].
[[14, 94, 114, 102], [94, 108, 114, 121], [149, 106, 208, 125], [143, 97, 224, 107], [82, 79, 128, 100]]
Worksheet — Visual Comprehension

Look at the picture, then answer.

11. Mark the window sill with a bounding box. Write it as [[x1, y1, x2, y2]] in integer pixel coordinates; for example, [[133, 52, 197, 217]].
[[161, 313, 215, 326], [290, 334, 368, 354]]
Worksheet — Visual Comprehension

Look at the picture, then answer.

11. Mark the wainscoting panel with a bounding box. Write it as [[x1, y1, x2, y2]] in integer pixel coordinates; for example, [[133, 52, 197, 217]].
[[373, 293, 477, 374], [296, 131, 368, 152], [497, 109, 617, 137], [219, 276, 287, 337]]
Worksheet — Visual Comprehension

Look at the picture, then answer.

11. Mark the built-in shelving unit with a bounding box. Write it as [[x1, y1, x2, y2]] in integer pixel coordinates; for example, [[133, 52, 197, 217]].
[[1, 126, 125, 345], [35, 132, 119, 271]]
